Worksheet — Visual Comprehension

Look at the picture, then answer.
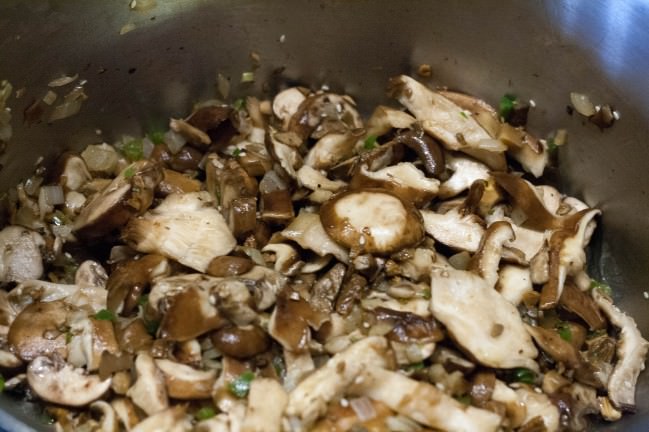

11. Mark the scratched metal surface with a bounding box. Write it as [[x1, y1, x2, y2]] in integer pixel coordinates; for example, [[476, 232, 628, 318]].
[[0, 1, 648, 430]]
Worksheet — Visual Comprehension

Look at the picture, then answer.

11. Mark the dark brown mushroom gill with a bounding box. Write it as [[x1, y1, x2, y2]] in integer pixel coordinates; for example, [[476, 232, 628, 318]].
[[372, 307, 444, 344]]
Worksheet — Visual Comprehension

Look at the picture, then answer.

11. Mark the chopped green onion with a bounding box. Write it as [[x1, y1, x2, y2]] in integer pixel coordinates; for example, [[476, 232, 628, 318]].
[[65, 332, 73, 344], [272, 356, 286, 377], [401, 361, 425, 372], [421, 289, 432, 300], [459, 110, 469, 119], [546, 137, 558, 153], [122, 139, 144, 162], [240, 71, 255, 83], [0, 374, 4, 392], [512, 367, 536, 384], [144, 319, 159, 336], [232, 98, 246, 111], [50, 210, 69, 226], [94, 309, 116, 321], [137, 295, 149, 306], [363, 135, 378, 150], [232, 148, 242, 157], [591, 280, 612, 297], [123, 166, 136, 179], [147, 130, 166, 145], [454, 394, 471, 405], [556, 322, 572, 342], [195, 406, 216, 421], [228, 371, 255, 398], [499, 93, 517, 120]]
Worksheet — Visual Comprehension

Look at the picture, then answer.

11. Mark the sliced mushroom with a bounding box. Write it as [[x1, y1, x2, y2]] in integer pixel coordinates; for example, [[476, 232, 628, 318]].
[[350, 162, 439, 206], [272, 87, 307, 130], [296, 165, 346, 193], [127, 352, 169, 416], [592, 289, 649, 410], [7, 300, 72, 361], [287, 92, 362, 140], [389, 75, 506, 170], [73, 160, 162, 239], [514, 387, 560, 432], [430, 265, 538, 370], [269, 288, 326, 352], [123, 191, 236, 272], [75, 260, 108, 288], [280, 210, 349, 263], [285, 336, 390, 428], [241, 378, 288, 432], [321, 188, 424, 255], [91, 401, 118, 432], [468, 221, 515, 288], [421, 207, 485, 252], [8, 279, 106, 313], [258, 169, 295, 222], [268, 129, 302, 179], [394, 126, 446, 177], [350, 366, 502, 432], [361, 291, 431, 318], [170, 118, 211, 146], [372, 307, 443, 344], [67, 314, 120, 371], [58, 154, 92, 191], [559, 281, 606, 330], [159, 285, 225, 342], [304, 132, 359, 170], [206, 255, 255, 277], [261, 243, 303, 275], [112, 398, 141, 432], [365, 105, 416, 137], [496, 265, 533, 306], [130, 406, 191, 432], [525, 325, 581, 368], [0, 226, 45, 283], [27, 356, 111, 406], [311, 263, 346, 315], [210, 324, 270, 359], [106, 254, 169, 315], [155, 358, 216, 400], [156, 168, 201, 196]]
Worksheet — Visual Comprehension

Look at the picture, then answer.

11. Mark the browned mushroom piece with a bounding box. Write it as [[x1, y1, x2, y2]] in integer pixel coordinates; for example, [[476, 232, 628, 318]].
[[210, 324, 270, 359], [394, 125, 446, 178], [258, 169, 294, 223], [7, 300, 73, 361], [55, 153, 92, 191], [559, 281, 607, 330], [320, 188, 425, 255], [169, 118, 211, 148], [470, 372, 496, 408], [156, 168, 201, 197], [73, 160, 163, 239], [287, 92, 363, 140], [158, 286, 226, 342], [372, 307, 444, 344], [575, 332, 616, 389], [106, 254, 169, 315], [525, 324, 581, 368], [186, 105, 232, 135], [304, 132, 360, 170], [115, 318, 154, 354], [155, 358, 216, 400], [206, 255, 255, 277], [310, 263, 346, 315], [334, 272, 368, 316], [431, 347, 476, 374], [269, 288, 328, 352], [468, 221, 515, 288], [365, 105, 416, 138], [349, 162, 439, 207]]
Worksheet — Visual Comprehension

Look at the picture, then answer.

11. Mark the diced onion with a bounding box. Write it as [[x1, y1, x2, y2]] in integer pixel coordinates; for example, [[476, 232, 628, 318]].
[[350, 397, 377, 422], [48, 74, 78, 88], [570, 92, 596, 117], [385, 415, 422, 432], [42, 90, 58, 105], [81, 144, 119, 173], [241, 71, 255, 83], [164, 129, 186, 154], [40, 185, 65, 206], [217, 73, 230, 100]]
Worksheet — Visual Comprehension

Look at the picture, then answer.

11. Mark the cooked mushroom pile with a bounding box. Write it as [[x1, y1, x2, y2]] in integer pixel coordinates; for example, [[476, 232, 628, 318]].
[[0, 75, 646, 431]]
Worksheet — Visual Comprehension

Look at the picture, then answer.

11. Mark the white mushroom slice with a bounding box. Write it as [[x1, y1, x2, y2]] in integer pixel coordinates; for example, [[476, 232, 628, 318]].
[[514, 387, 560, 432], [430, 266, 538, 369], [148, 273, 220, 312], [350, 162, 439, 206], [536, 185, 562, 215], [508, 142, 549, 178], [389, 75, 506, 169], [421, 208, 485, 252], [67, 313, 119, 371], [8, 280, 106, 313], [296, 165, 346, 192], [438, 154, 491, 199], [283, 350, 315, 391], [469, 221, 515, 288], [391, 341, 436, 365], [195, 416, 230, 432], [0, 349, 21, 368], [272, 87, 307, 129], [350, 366, 502, 432], [0, 226, 45, 283], [155, 359, 216, 400], [60, 154, 92, 191], [127, 353, 169, 416], [285, 336, 390, 428], [269, 129, 302, 179], [242, 378, 288, 432], [361, 291, 430, 317], [592, 290, 649, 410], [320, 189, 425, 255], [398, 247, 436, 282], [75, 260, 108, 288], [491, 380, 527, 428], [262, 243, 303, 275], [123, 191, 236, 272], [497, 265, 533, 306], [304, 133, 357, 170], [281, 210, 349, 263], [131, 406, 191, 432], [170, 118, 211, 146], [91, 401, 118, 432], [27, 356, 111, 406], [365, 105, 416, 137]]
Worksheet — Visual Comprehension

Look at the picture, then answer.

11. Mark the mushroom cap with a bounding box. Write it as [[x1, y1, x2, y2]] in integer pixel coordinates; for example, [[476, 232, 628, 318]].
[[7, 300, 72, 361], [320, 188, 424, 255], [27, 356, 111, 406]]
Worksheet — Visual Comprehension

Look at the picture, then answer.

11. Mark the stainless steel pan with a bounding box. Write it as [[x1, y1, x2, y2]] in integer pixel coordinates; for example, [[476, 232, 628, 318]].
[[1, 1, 648, 430]]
